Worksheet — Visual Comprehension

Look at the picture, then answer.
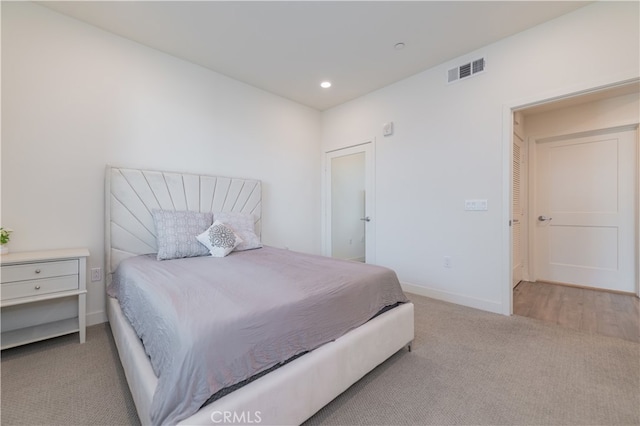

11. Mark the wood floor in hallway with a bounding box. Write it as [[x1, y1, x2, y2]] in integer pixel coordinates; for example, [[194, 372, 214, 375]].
[[513, 281, 640, 343]]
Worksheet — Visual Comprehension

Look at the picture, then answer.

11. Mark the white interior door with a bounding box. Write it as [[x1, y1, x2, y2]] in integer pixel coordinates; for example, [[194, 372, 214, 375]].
[[512, 131, 525, 287], [534, 128, 637, 292], [325, 143, 375, 263]]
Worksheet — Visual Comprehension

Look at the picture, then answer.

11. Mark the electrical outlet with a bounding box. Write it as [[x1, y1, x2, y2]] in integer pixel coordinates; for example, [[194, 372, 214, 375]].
[[91, 267, 102, 282], [443, 256, 452, 269]]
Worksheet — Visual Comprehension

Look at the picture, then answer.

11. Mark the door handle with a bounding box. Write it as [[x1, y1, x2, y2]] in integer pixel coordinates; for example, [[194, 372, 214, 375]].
[[360, 216, 371, 222], [538, 215, 552, 222]]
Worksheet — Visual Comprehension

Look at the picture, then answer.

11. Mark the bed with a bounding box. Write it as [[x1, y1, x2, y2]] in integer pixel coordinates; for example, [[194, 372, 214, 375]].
[[105, 165, 414, 425]]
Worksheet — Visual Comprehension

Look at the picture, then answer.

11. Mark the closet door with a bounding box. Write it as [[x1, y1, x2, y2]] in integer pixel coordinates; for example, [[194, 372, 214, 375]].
[[512, 123, 525, 287], [325, 142, 375, 263]]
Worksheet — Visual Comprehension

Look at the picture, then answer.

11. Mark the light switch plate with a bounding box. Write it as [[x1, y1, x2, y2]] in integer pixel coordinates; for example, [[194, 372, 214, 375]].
[[465, 199, 488, 211]]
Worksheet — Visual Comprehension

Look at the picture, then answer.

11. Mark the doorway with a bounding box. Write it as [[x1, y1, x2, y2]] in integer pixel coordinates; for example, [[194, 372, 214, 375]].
[[324, 142, 375, 263], [504, 80, 640, 315]]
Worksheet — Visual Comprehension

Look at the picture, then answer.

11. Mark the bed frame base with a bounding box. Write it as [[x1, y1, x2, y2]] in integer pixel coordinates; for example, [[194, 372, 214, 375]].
[[108, 297, 414, 425]]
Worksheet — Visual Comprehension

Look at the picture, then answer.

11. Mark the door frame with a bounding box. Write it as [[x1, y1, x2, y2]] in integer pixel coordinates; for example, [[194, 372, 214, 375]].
[[322, 141, 376, 263], [501, 77, 640, 316]]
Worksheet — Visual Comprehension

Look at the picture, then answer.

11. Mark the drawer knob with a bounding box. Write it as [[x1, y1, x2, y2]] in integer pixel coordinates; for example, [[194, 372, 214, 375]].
[[35, 269, 41, 274], [35, 285, 41, 290]]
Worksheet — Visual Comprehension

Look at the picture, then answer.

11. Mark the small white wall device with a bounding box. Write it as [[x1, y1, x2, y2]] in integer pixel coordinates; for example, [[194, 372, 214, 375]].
[[383, 122, 394, 136]]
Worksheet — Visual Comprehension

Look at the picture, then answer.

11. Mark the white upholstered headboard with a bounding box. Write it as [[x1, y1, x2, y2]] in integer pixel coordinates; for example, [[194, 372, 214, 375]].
[[105, 166, 262, 278]]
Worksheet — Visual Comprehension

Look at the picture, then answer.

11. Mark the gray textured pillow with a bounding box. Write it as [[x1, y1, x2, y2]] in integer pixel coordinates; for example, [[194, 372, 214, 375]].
[[196, 220, 243, 257], [213, 211, 262, 251], [153, 210, 213, 260]]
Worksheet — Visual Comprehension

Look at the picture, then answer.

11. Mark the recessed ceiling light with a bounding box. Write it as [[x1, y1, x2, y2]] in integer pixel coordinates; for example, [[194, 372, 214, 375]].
[[320, 81, 332, 89], [394, 42, 405, 50]]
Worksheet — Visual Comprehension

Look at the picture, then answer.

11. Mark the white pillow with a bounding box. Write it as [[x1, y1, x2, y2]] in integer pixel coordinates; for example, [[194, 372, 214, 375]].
[[196, 220, 243, 258], [153, 209, 213, 260], [213, 211, 262, 251]]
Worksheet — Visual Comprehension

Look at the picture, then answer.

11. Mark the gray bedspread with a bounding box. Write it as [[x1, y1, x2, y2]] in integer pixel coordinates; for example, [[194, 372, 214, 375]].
[[108, 246, 408, 425]]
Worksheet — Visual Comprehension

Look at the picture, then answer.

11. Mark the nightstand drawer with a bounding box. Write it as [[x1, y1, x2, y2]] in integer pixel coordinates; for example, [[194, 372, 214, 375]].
[[1, 276, 79, 300], [1, 260, 78, 283]]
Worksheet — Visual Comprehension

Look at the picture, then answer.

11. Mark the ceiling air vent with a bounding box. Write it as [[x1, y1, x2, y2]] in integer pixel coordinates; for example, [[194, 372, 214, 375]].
[[447, 57, 486, 84]]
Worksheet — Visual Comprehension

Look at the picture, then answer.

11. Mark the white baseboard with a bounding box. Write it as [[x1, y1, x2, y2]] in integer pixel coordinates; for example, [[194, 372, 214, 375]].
[[401, 282, 503, 315], [87, 310, 108, 326]]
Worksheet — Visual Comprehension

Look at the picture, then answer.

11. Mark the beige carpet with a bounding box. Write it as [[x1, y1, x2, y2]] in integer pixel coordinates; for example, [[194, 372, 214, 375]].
[[1, 322, 140, 426], [2, 294, 639, 425]]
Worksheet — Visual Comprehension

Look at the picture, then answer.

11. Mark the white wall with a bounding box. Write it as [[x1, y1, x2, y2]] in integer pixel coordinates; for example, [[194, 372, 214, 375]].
[[525, 92, 640, 137], [321, 2, 639, 313], [3, 2, 638, 324], [1, 2, 322, 324]]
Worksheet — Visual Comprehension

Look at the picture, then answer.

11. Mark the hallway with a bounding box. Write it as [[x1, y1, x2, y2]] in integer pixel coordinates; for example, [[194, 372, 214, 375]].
[[514, 281, 640, 343]]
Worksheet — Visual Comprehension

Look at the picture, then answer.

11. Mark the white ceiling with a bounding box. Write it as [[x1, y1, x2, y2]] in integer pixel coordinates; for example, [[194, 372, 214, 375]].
[[40, 1, 591, 111]]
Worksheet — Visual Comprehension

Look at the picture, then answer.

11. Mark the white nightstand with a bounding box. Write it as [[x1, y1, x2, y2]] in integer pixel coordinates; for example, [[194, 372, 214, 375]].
[[1, 248, 89, 350]]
